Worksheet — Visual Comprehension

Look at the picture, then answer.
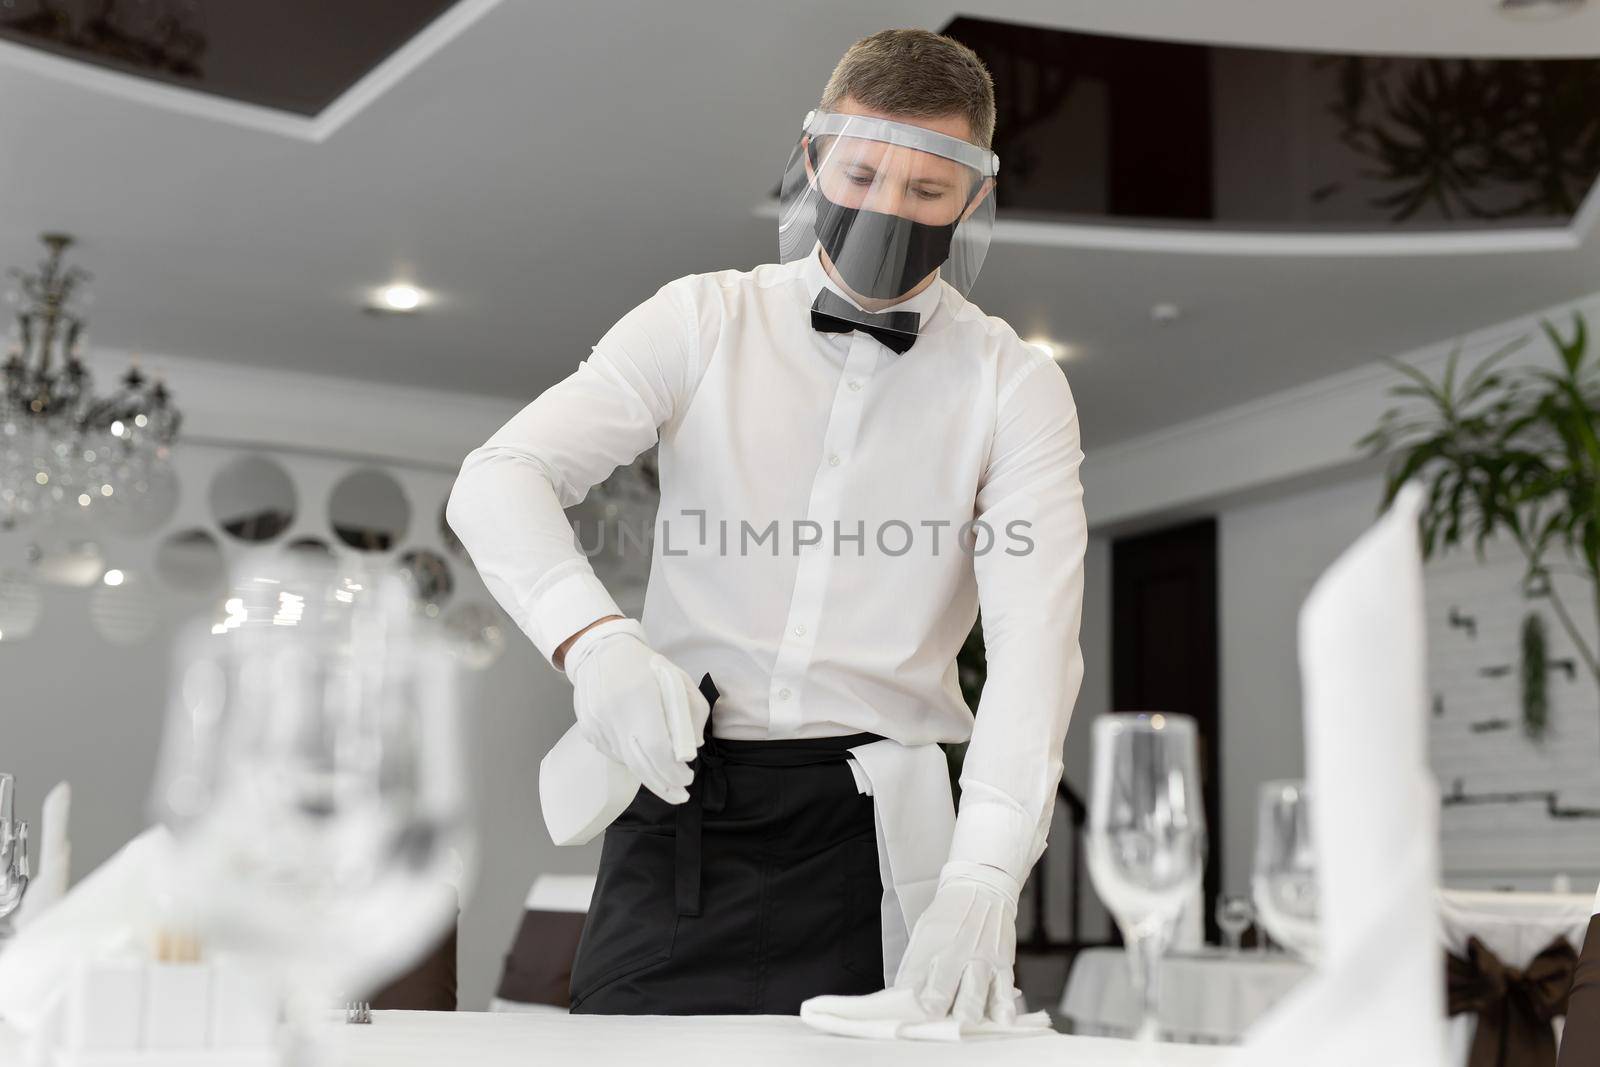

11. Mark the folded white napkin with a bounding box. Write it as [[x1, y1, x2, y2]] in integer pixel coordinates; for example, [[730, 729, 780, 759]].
[[1240, 481, 1446, 1066], [0, 825, 170, 1032], [799, 987, 1052, 1041], [15, 781, 71, 928]]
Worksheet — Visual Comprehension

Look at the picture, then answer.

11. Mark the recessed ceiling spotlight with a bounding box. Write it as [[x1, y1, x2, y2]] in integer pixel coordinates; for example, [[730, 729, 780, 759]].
[[368, 283, 428, 314], [1498, 0, 1585, 18], [1026, 337, 1074, 361], [1150, 303, 1182, 325]]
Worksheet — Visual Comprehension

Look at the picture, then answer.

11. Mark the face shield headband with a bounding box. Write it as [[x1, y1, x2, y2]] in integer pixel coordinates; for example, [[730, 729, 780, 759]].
[[777, 110, 999, 303]]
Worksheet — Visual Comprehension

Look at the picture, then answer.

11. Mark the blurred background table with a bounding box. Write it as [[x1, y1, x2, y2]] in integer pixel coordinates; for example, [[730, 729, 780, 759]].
[[1059, 946, 1311, 1044]]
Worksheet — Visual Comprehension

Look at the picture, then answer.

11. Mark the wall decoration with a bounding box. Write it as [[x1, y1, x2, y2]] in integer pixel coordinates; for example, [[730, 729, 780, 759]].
[[328, 468, 409, 552], [153, 527, 225, 594], [208, 455, 295, 543]]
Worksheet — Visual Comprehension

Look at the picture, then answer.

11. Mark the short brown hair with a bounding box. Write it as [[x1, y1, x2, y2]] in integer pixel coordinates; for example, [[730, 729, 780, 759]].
[[819, 29, 996, 149]]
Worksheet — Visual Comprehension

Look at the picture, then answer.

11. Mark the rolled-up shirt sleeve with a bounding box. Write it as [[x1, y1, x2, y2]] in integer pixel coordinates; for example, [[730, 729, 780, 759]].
[[445, 277, 703, 667], [946, 353, 1088, 885]]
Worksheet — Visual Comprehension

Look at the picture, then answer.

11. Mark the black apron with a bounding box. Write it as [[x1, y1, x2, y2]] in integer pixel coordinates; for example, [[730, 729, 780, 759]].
[[568, 676, 888, 1014]]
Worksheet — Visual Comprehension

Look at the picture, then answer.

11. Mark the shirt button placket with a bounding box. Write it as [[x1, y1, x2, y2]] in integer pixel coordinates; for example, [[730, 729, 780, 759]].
[[767, 334, 877, 734]]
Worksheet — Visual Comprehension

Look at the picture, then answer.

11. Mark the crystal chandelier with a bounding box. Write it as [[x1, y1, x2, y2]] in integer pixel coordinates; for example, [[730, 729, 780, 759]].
[[1, 233, 181, 535]]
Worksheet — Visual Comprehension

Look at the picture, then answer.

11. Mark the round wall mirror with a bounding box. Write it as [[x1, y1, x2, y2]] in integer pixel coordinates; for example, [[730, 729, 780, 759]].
[[209, 455, 296, 543], [155, 527, 227, 594], [328, 468, 410, 552]]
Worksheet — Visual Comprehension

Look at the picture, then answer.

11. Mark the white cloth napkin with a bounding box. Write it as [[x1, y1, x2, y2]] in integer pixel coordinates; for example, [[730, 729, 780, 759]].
[[0, 825, 170, 1032], [799, 987, 1053, 1041], [14, 782, 70, 928], [841, 738, 954, 985], [1240, 480, 1447, 1066]]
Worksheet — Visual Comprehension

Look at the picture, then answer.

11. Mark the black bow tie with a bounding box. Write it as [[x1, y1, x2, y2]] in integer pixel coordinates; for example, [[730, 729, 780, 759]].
[[810, 289, 920, 354]]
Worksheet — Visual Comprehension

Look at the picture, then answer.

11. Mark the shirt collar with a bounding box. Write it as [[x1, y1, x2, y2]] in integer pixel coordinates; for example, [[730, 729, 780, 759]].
[[797, 242, 946, 327]]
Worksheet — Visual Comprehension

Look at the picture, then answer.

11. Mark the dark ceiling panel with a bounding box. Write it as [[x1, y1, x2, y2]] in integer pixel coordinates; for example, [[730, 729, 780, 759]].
[[0, 0, 461, 116], [944, 15, 1600, 230]]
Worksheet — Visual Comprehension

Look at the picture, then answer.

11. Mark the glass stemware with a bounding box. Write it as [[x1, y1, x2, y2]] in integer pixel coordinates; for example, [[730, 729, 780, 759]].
[[1085, 713, 1208, 1042], [0, 773, 28, 938], [1250, 779, 1320, 960], [150, 555, 475, 1063], [1216, 894, 1255, 955]]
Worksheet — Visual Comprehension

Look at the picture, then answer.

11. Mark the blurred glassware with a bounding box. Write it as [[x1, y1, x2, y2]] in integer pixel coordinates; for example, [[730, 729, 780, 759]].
[[1251, 779, 1320, 960], [0, 773, 31, 938], [397, 549, 452, 617], [1086, 712, 1207, 1042], [1216, 894, 1255, 955], [440, 602, 505, 671], [150, 553, 474, 1060]]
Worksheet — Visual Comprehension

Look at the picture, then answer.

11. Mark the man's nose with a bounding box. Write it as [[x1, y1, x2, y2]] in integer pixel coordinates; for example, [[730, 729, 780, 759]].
[[862, 184, 907, 216]]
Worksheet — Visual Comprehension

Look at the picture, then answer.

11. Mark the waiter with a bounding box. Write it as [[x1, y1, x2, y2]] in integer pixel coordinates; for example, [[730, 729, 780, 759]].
[[447, 28, 1086, 1022]]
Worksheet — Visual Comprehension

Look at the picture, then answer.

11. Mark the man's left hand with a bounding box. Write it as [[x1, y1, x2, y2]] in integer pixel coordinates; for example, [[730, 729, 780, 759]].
[[893, 860, 1023, 1024]]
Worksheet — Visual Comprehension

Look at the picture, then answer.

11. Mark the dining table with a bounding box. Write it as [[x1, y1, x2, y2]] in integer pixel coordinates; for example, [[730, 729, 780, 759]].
[[0, 1009, 1239, 1065]]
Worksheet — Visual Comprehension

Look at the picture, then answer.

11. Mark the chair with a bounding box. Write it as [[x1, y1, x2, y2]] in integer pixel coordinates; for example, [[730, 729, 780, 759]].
[[1557, 885, 1600, 1067], [1438, 887, 1592, 1066], [489, 874, 596, 1013]]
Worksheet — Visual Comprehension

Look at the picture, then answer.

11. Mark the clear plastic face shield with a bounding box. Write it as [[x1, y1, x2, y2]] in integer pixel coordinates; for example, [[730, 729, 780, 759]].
[[778, 110, 999, 304]]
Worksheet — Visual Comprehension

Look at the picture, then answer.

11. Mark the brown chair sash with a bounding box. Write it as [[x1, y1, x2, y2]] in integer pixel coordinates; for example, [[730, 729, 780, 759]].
[[1448, 934, 1577, 1067], [1558, 915, 1600, 1067]]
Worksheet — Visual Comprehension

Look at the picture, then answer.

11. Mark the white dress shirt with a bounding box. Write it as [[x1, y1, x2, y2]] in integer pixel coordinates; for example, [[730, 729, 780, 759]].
[[445, 246, 1087, 884]]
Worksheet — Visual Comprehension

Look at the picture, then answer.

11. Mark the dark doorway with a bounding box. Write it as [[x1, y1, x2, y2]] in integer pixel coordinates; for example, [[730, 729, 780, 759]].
[[1111, 517, 1221, 943]]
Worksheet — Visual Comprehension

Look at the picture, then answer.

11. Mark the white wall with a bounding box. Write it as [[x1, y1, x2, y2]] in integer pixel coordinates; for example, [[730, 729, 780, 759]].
[[1215, 469, 1390, 898]]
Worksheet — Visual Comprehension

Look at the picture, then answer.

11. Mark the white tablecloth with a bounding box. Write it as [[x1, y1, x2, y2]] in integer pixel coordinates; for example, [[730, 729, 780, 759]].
[[1060, 947, 1310, 1044], [1, 1010, 1234, 1066]]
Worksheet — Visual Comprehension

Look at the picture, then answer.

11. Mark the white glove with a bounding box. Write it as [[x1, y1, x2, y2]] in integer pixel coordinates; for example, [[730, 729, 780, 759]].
[[893, 860, 1023, 1024], [563, 618, 710, 805]]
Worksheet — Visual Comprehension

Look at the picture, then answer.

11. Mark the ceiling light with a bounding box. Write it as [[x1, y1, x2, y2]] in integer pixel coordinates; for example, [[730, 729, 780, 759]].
[[1150, 303, 1182, 325], [370, 283, 427, 314], [103, 569, 124, 586], [1026, 337, 1074, 361]]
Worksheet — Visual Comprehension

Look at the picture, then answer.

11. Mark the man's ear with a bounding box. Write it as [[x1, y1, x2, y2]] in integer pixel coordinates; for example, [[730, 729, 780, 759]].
[[802, 134, 819, 190], [960, 176, 996, 224]]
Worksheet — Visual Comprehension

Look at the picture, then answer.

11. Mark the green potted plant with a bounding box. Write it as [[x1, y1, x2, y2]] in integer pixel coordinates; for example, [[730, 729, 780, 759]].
[[1359, 312, 1600, 743]]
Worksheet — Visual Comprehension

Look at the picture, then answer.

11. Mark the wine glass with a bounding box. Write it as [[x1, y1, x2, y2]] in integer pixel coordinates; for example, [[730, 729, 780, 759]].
[[0, 773, 28, 938], [151, 554, 475, 1063], [1215, 894, 1254, 955], [1250, 779, 1319, 960], [1085, 713, 1207, 1042]]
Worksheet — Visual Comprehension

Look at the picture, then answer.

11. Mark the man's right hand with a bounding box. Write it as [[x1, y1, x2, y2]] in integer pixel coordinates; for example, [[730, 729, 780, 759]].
[[562, 617, 710, 805]]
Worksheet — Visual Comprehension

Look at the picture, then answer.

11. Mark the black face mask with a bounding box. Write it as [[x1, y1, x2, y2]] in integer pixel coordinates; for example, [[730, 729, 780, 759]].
[[811, 188, 957, 301]]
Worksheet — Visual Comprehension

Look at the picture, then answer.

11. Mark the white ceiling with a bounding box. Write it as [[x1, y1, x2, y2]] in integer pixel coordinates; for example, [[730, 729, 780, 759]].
[[1, 1, 1598, 452]]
